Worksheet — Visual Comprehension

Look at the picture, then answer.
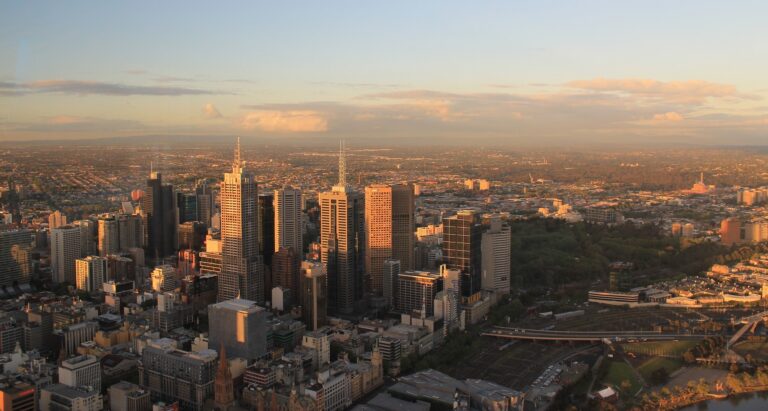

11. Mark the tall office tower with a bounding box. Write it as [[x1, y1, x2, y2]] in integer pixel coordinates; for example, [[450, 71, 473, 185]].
[[208, 299, 268, 361], [117, 213, 143, 250], [48, 210, 67, 229], [75, 256, 107, 293], [218, 139, 264, 303], [176, 192, 198, 224], [214, 346, 235, 410], [382, 259, 400, 309], [0, 229, 32, 287], [275, 187, 303, 253], [258, 193, 275, 269], [97, 215, 119, 257], [178, 221, 206, 251], [73, 220, 97, 256], [59, 355, 101, 391], [51, 226, 81, 284], [443, 210, 483, 304], [150, 265, 177, 292], [480, 216, 511, 295], [272, 247, 300, 298], [141, 170, 177, 259], [364, 183, 414, 296], [195, 180, 214, 227], [138, 338, 217, 411], [397, 271, 443, 316], [302, 261, 328, 331], [319, 143, 365, 315]]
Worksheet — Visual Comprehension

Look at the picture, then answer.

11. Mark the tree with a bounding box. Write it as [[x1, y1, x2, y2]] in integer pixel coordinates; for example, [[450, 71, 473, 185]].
[[650, 368, 669, 385]]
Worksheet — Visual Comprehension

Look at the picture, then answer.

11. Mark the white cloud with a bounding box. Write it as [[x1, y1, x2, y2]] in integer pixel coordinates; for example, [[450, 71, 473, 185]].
[[240, 110, 328, 132], [203, 103, 223, 119]]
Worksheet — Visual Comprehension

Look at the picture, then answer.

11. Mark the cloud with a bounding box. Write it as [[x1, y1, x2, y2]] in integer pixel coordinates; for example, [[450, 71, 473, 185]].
[[203, 103, 223, 119], [0, 80, 225, 96], [652, 112, 684, 122], [7, 115, 147, 133], [566, 78, 758, 104], [240, 110, 328, 132]]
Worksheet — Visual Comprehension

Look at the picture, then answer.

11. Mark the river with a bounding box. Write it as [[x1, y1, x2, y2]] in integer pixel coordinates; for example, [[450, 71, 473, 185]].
[[680, 392, 768, 410]]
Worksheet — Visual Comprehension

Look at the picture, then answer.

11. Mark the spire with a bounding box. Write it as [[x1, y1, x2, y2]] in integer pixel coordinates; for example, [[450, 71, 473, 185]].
[[338, 140, 347, 187], [218, 343, 229, 371], [233, 136, 242, 171]]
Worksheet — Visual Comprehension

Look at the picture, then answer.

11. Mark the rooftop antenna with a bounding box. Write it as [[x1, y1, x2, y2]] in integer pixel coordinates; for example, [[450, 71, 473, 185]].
[[700, 172, 704, 184]]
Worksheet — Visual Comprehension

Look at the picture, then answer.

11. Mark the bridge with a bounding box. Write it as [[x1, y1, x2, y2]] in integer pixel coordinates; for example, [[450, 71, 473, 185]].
[[727, 310, 768, 349], [482, 327, 708, 342], [484, 310, 768, 346]]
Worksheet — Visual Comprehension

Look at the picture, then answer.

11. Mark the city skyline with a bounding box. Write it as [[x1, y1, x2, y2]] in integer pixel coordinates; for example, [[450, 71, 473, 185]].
[[2, 1, 768, 145]]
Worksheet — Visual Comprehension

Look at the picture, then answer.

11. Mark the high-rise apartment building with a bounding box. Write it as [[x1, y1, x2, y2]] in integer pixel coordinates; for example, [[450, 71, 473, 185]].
[[75, 256, 107, 293], [51, 226, 82, 284], [73, 219, 97, 257], [97, 216, 119, 257], [208, 298, 268, 361], [443, 210, 483, 304], [275, 187, 303, 253], [218, 139, 264, 304], [141, 171, 177, 259], [0, 229, 32, 287], [48, 210, 67, 229], [319, 143, 364, 315], [480, 216, 511, 295], [364, 183, 414, 296], [301, 261, 327, 331]]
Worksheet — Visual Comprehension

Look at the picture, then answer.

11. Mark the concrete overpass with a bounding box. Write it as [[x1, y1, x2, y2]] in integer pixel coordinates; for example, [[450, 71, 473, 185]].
[[482, 327, 708, 342]]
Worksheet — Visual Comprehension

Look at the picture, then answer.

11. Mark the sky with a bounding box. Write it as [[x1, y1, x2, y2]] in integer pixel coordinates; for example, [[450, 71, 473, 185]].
[[1, 1, 768, 145]]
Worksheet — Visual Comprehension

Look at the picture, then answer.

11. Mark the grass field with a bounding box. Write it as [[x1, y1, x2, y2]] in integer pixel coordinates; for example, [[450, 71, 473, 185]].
[[601, 361, 642, 395], [622, 340, 698, 357], [637, 357, 682, 382]]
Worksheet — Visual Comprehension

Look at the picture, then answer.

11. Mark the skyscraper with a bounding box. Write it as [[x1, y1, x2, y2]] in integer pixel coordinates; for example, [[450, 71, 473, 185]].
[[75, 256, 107, 293], [218, 138, 264, 303], [0, 230, 32, 287], [319, 143, 364, 315], [117, 213, 143, 251], [176, 192, 198, 224], [364, 183, 414, 296], [301, 261, 327, 331], [141, 170, 177, 259], [195, 179, 214, 228], [397, 271, 443, 316], [73, 219, 97, 257], [97, 216, 119, 257], [51, 226, 81, 284], [257, 193, 275, 269], [275, 187, 303, 253], [272, 246, 300, 303], [481, 215, 511, 295], [443, 210, 483, 304]]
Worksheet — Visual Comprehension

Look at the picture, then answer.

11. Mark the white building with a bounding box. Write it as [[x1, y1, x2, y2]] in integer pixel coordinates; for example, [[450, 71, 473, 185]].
[[274, 187, 303, 253], [59, 355, 101, 391], [481, 216, 511, 295]]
